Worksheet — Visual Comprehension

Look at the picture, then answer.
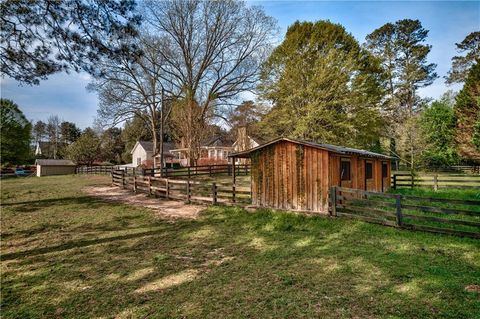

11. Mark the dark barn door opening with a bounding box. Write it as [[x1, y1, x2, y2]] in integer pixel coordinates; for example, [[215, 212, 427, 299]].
[[365, 160, 373, 191], [381, 162, 388, 192]]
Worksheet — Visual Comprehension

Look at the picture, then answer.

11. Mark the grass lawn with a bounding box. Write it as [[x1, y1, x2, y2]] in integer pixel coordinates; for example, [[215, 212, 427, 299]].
[[1, 175, 479, 318]]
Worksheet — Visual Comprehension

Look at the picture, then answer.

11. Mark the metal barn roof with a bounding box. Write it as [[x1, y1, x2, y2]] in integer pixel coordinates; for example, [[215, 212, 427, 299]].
[[230, 137, 394, 160]]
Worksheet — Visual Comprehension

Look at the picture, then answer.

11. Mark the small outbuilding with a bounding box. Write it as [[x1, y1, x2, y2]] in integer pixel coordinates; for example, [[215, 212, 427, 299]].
[[231, 138, 393, 214], [35, 159, 76, 177]]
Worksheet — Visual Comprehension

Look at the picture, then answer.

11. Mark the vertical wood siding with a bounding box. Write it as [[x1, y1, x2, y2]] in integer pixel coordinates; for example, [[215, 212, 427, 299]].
[[251, 141, 330, 213], [250, 141, 391, 213]]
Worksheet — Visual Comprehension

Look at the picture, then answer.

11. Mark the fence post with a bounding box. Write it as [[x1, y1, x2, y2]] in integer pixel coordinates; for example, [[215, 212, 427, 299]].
[[232, 183, 236, 204], [395, 195, 403, 227], [410, 174, 414, 188], [209, 165, 212, 177], [212, 182, 217, 205], [392, 174, 397, 190], [188, 166, 191, 179], [330, 186, 337, 217], [133, 175, 137, 193], [186, 180, 191, 203], [148, 176, 152, 195], [122, 170, 126, 188], [433, 174, 438, 191], [166, 179, 169, 199]]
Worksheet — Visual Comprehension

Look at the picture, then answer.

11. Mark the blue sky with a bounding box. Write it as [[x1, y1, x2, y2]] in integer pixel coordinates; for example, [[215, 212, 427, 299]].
[[1, 0, 479, 128]]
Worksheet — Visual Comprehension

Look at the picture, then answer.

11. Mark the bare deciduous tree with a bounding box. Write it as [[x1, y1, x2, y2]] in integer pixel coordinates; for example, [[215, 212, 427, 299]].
[[144, 0, 277, 165], [91, 34, 175, 172]]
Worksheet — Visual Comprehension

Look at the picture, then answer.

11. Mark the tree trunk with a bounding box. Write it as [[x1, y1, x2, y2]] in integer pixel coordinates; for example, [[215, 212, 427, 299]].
[[151, 120, 158, 170]]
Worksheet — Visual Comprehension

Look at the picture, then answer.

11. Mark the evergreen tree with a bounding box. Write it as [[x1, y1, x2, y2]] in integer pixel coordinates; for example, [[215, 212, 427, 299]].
[[32, 120, 46, 143], [60, 122, 81, 144], [366, 19, 437, 169], [420, 93, 458, 166], [100, 127, 124, 164], [258, 20, 384, 149], [1, 0, 141, 85], [454, 61, 480, 162], [446, 31, 480, 84], [0, 99, 32, 164], [65, 128, 100, 165]]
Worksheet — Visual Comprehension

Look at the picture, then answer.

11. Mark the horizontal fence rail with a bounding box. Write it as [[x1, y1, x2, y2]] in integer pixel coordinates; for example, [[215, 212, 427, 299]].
[[330, 186, 480, 239], [392, 173, 480, 190], [76, 166, 114, 175], [111, 169, 251, 206], [77, 164, 250, 178], [144, 164, 250, 178], [394, 166, 480, 174]]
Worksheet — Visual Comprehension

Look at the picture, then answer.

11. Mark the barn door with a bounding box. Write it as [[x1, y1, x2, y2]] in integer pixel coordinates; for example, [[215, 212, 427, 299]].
[[340, 158, 352, 188], [365, 160, 373, 191], [381, 162, 388, 192]]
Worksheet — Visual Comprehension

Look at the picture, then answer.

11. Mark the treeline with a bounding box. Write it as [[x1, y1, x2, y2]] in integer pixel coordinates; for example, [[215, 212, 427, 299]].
[[1, 1, 478, 170], [249, 22, 479, 169]]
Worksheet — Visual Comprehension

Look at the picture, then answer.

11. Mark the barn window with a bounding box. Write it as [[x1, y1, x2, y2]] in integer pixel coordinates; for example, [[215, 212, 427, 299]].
[[340, 159, 351, 181], [382, 162, 388, 178], [365, 161, 373, 179], [136, 157, 142, 166]]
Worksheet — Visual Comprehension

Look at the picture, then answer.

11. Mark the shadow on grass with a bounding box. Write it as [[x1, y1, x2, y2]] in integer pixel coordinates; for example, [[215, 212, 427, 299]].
[[2, 201, 480, 318], [0, 227, 168, 261], [0, 196, 113, 213]]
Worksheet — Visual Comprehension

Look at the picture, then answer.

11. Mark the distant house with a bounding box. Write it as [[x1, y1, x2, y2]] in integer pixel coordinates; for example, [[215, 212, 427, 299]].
[[169, 128, 259, 166], [169, 136, 234, 166], [36, 159, 76, 177], [127, 140, 175, 168]]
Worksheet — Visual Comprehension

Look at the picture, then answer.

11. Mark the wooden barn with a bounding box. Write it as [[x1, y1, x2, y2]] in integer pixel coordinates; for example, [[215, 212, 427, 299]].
[[231, 138, 393, 214]]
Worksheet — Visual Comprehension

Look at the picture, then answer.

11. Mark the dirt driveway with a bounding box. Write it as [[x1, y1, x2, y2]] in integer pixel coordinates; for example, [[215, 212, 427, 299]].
[[83, 185, 205, 219]]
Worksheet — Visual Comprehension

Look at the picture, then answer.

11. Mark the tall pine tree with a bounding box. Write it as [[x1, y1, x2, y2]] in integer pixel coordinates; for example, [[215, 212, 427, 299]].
[[366, 19, 437, 169], [454, 61, 480, 162]]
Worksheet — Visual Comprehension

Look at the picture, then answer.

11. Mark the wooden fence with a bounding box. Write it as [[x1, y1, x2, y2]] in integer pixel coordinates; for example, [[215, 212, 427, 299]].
[[392, 173, 480, 190], [330, 186, 480, 238], [76, 166, 114, 175], [111, 169, 251, 206], [144, 164, 250, 178], [77, 164, 250, 178]]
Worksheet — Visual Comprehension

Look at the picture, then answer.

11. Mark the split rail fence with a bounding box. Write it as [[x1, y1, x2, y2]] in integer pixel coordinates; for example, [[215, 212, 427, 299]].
[[76, 166, 114, 175], [392, 173, 480, 190], [330, 186, 480, 238], [111, 169, 251, 206], [144, 164, 250, 178]]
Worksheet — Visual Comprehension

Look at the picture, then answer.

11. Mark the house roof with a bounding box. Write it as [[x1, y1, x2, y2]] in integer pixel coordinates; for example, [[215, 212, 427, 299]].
[[230, 137, 395, 160], [133, 141, 176, 155], [35, 159, 76, 166], [153, 142, 176, 156], [131, 141, 154, 154], [204, 135, 234, 147]]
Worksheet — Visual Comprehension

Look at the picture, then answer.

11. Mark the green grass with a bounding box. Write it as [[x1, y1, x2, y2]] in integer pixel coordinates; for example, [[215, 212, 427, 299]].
[[1, 176, 480, 318]]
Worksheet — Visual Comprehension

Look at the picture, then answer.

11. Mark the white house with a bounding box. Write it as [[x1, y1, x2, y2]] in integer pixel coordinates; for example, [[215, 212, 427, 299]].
[[168, 128, 259, 166], [124, 141, 175, 168], [129, 141, 155, 167]]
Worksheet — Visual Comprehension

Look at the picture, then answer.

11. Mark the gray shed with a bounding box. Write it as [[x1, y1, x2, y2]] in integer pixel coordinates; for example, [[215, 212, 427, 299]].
[[35, 159, 76, 177]]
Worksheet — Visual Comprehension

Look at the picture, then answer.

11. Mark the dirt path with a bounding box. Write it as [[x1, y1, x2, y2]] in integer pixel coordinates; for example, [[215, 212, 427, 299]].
[[83, 186, 205, 219]]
